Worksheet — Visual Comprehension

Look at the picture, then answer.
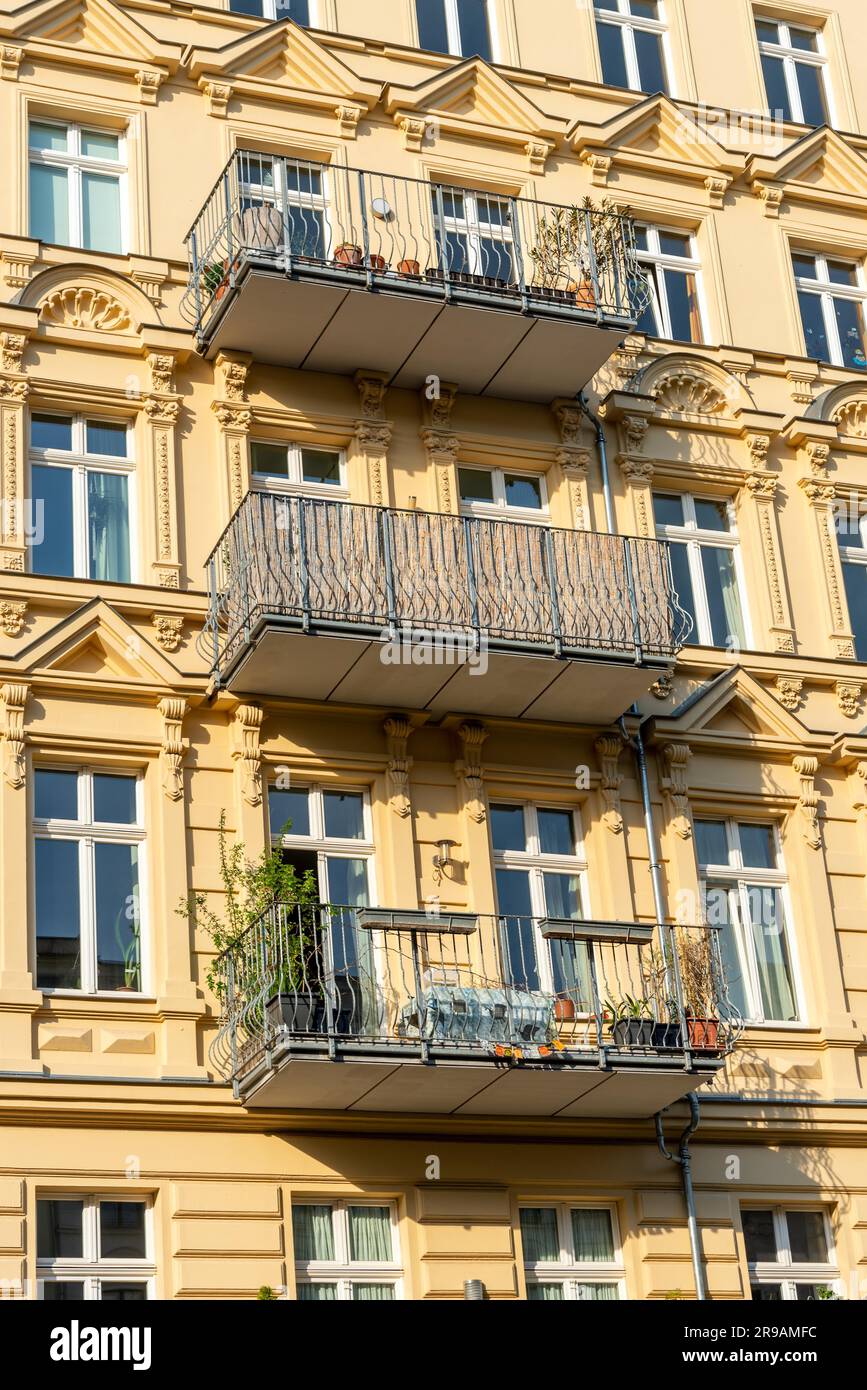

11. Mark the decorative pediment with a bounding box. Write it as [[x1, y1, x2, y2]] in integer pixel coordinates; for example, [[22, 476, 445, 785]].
[[571, 95, 745, 202], [385, 59, 567, 165], [749, 128, 867, 216], [19, 265, 161, 340], [649, 667, 827, 755], [815, 382, 867, 441], [14, 600, 182, 687], [187, 20, 379, 124], [634, 354, 751, 421], [0, 0, 179, 85]]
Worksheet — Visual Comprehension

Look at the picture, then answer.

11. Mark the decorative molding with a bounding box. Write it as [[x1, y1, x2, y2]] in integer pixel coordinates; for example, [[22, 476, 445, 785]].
[[650, 367, 727, 416], [704, 174, 731, 208], [793, 755, 822, 850], [835, 682, 863, 719], [135, 69, 164, 105], [157, 698, 188, 802], [833, 398, 867, 438], [594, 734, 625, 834], [0, 682, 28, 789], [775, 677, 804, 713], [799, 478, 855, 657], [650, 672, 674, 701], [355, 370, 389, 420], [525, 139, 554, 174], [384, 716, 413, 818], [619, 413, 650, 455], [335, 103, 362, 139], [659, 742, 692, 840], [0, 332, 27, 376], [0, 599, 26, 638], [231, 704, 263, 808], [752, 180, 784, 217], [199, 78, 232, 117], [0, 45, 23, 80], [216, 352, 250, 402], [787, 369, 817, 406], [745, 432, 771, 469], [398, 115, 427, 151], [582, 151, 612, 186], [152, 613, 184, 653], [39, 287, 131, 334], [455, 722, 488, 824]]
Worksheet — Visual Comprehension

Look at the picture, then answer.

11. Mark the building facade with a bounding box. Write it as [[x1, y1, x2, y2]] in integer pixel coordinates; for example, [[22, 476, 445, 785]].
[[0, 0, 866, 1301]]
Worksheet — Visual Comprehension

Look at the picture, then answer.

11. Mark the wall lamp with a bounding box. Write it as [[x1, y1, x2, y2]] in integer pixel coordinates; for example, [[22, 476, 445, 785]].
[[432, 839, 458, 874]]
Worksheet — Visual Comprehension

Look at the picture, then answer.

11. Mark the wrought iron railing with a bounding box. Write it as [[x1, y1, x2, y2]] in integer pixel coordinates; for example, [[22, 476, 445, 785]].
[[208, 904, 742, 1091], [200, 492, 690, 679], [182, 151, 649, 336]]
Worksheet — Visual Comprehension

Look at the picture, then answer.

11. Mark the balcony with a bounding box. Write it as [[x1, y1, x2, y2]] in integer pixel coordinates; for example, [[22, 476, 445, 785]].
[[181, 153, 648, 399], [209, 906, 741, 1118], [200, 493, 688, 721]]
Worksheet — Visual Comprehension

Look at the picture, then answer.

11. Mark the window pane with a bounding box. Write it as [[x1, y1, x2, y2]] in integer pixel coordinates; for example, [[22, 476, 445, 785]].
[[662, 268, 702, 342], [32, 414, 73, 451], [634, 27, 667, 93], [298, 1282, 338, 1299], [761, 53, 792, 120], [348, 1206, 391, 1262], [572, 1209, 615, 1262], [251, 441, 289, 478], [792, 252, 819, 279], [352, 1283, 395, 1300], [82, 172, 122, 253], [795, 62, 828, 126], [30, 121, 69, 152], [457, 0, 492, 61], [789, 27, 819, 53], [694, 499, 730, 533], [700, 545, 745, 647], [752, 1283, 783, 1300], [798, 290, 831, 360], [269, 787, 311, 837], [100, 1284, 148, 1301], [86, 421, 127, 458], [38, 1199, 84, 1259], [658, 230, 692, 258], [93, 774, 137, 825], [100, 1202, 147, 1259], [230, 0, 266, 13], [35, 769, 79, 821], [630, 0, 660, 16], [520, 1208, 560, 1262], [495, 868, 539, 990], [528, 1282, 565, 1299], [833, 296, 867, 370], [87, 471, 130, 583], [491, 803, 526, 852], [596, 22, 629, 88], [538, 808, 576, 856], [94, 842, 140, 991], [301, 449, 341, 486], [31, 465, 74, 577], [668, 542, 698, 644], [576, 1282, 619, 1300], [695, 820, 729, 866], [755, 19, 779, 44], [504, 474, 543, 510], [542, 872, 581, 920], [596, 0, 618, 9], [30, 164, 70, 244], [36, 839, 81, 989], [786, 1211, 829, 1264], [826, 260, 858, 287], [653, 493, 685, 528], [743, 1209, 778, 1263], [325, 858, 369, 911], [702, 882, 749, 1019], [795, 1283, 825, 1300], [416, 0, 450, 54], [275, 0, 310, 20], [738, 824, 776, 870], [44, 1281, 86, 1300], [745, 884, 797, 1021], [294, 1206, 335, 1261], [843, 563, 867, 660], [637, 265, 663, 335], [323, 791, 365, 840], [81, 130, 120, 161], [459, 468, 496, 504]]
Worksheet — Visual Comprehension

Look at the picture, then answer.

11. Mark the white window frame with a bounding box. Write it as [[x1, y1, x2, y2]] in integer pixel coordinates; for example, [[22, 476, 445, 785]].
[[755, 16, 833, 125], [33, 767, 147, 998], [792, 251, 867, 368], [520, 1203, 626, 1300], [743, 1206, 840, 1301], [696, 818, 802, 1026], [36, 1194, 155, 1301], [458, 464, 549, 522], [293, 1199, 402, 1300], [594, 0, 672, 94], [653, 492, 750, 649], [237, 152, 330, 246], [28, 119, 127, 253], [269, 782, 377, 905], [228, 0, 317, 19], [415, 0, 498, 61], [492, 801, 591, 995], [635, 225, 706, 343], [433, 185, 515, 281], [250, 439, 348, 499], [28, 412, 136, 583]]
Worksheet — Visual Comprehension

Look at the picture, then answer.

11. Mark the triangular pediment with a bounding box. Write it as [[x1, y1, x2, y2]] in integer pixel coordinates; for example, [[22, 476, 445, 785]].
[[749, 128, 867, 207], [572, 95, 745, 181], [187, 20, 379, 109], [649, 667, 825, 751], [0, 0, 179, 67], [14, 600, 181, 687], [385, 59, 567, 142]]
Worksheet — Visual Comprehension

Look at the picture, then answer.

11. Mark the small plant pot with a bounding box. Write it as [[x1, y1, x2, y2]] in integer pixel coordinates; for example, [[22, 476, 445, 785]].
[[574, 277, 597, 308], [398, 258, 421, 276], [334, 243, 363, 267], [367, 253, 388, 271], [266, 993, 317, 1034], [687, 1017, 720, 1051], [651, 1021, 683, 1049], [554, 998, 576, 1023], [613, 1017, 654, 1048]]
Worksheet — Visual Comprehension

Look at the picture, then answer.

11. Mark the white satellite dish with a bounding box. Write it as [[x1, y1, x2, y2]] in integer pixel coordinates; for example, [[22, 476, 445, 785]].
[[371, 197, 393, 220]]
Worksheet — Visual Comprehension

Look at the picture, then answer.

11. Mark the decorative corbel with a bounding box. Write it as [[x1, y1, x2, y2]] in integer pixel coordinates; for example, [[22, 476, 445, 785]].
[[793, 754, 822, 849], [384, 716, 413, 818], [455, 723, 488, 824], [704, 175, 731, 209], [786, 368, 817, 407], [853, 762, 867, 821], [212, 352, 252, 513], [0, 598, 27, 638], [594, 733, 625, 834], [525, 140, 554, 175], [1, 682, 28, 789], [0, 46, 23, 80], [552, 399, 592, 529], [336, 104, 362, 139], [775, 677, 804, 713], [659, 742, 692, 840], [354, 370, 392, 506], [198, 78, 232, 118], [151, 613, 184, 653], [231, 704, 263, 808], [650, 672, 674, 701], [143, 350, 182, 589], [581, 151, 611, 187], [158, 698, 188, 802], [752, 180, 783, 218], [836, 682, 863, 720], [398, 115, 428, 151], [421, 382, 460, 514], [136, 69, 164, 105]]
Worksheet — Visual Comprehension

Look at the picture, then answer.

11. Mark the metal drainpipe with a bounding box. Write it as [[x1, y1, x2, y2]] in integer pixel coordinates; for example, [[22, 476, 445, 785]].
[[579, 390, 706, 1301]]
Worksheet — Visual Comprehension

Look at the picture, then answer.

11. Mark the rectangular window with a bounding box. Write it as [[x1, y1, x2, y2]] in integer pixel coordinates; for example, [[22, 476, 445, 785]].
[[635, 226, 704, 342], [293, 1201, 401, 1299], [37, 1196, 153, 1300], [416, 0, 493, 61], [520, 1204, 625, 1299], [251, 440, 345, 494], [755, 17, 831, 125], [29, 121, 125, 253], [743, 1206, 838, 1300], [491, 802, 591, 1004], [696, 819, 799, 1024], [458, 465, 547, 518], [793, 252, 867, 370], [29, 413, 133, 582], [432, 185, 515, 285], [34, 768, 145, 995], [595, 0, 670, 93], [230, 0, 311, 17], [653, 493, 746, 648], [235, 152, 327, 261], [840, 511, 867, 659]]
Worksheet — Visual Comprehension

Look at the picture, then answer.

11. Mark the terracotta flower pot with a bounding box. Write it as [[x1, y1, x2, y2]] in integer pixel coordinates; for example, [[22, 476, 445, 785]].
[[398, 258, 421, 276], [334, 243, 363, 267], [553, 998, 576, 1023], [686, 1017, 720, 1050], [367, 253, 388, 271]]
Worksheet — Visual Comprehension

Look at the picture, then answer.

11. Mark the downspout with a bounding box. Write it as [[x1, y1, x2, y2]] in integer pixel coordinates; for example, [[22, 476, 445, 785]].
[[579, 391, 706, 1301]]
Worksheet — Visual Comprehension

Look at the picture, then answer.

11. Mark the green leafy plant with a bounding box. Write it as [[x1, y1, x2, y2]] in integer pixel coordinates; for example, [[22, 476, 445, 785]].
[[256, 1285, 280, 1301], [813, 1285, 842, 1300], [530, 196, 630, 291], [604, 993, 653, 1021], [202, 261, 227, 297], [676, 929, 717, 1018]]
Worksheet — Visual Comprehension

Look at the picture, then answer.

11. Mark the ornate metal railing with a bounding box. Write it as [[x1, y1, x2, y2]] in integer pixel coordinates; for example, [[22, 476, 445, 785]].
[[208, 904, 742, 1090], [200, 492, 690, 679], [182, 151, 649, 336]]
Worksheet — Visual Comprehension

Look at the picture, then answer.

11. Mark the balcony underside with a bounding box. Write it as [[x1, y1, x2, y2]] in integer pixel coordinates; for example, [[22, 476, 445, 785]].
[[222, 621, 669, 723], [199, 263, 629, 400], [239, 1044, 723, 1119]]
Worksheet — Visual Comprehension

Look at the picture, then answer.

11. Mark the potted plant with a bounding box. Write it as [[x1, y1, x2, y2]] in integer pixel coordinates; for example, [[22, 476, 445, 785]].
[[398, 258, 421, 276], [529, 196, 629, 307], [202, 261, 229, 301], [334, 243, 363, 267], [605, 994, 654, 1048], [113, 893, 141, 993], [641, 946, 682, 1049], [367, 253, 388, 271], [553, 995, 577, 1023], [676, 929, 721, 1052]]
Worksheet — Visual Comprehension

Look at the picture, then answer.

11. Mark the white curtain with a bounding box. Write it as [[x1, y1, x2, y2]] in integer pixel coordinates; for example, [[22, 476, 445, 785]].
[[348, 1206, 391, 1263], [571, 1210, 614, 1263], [293, 1205, 334, 1262], [520, 1209, 560, 1263], [352, 1284, 395, 1301]]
